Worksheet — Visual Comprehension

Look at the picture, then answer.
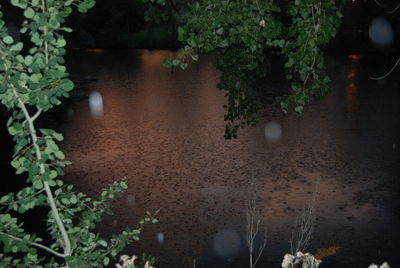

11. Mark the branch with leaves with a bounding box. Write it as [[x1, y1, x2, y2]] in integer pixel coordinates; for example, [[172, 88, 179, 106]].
[[145, 0, 342, 138], [0, 1, 158, 267]]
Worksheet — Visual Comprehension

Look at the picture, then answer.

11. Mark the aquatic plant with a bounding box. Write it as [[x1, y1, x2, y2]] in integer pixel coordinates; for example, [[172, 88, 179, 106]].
[[0, 0, 157, 267]]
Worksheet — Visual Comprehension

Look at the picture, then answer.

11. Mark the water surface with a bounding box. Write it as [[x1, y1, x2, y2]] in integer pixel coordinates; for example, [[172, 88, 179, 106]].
[[57, 50, 400, 267]]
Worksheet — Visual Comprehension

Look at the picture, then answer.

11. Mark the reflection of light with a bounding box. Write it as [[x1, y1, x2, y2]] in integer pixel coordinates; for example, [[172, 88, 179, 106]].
[[88, 91, 104, 118], [346, 71, 356, 79], [70, 48, 106, 53], [348, 54, 361, 63], [85, 48, 106, 53], [264, 121, 282, 142], [140, 50, 175, 70], [212, 229, 241, 258], [345, 66, 359, 112], [157, 232, 165, 244], [351, 0, 357, 3], [369, 18, 394, 48]]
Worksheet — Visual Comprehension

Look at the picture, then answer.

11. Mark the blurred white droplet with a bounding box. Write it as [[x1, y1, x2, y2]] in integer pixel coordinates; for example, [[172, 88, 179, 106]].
[[125, 194, 135, 205], [112, 219, 119, 226], [369, 18, 393, 48], [264, 121, 282, 142], [88, 91, 103, 118], [393, 144, 396, 150], [157, 232, 164, 244], [212, 229, 241, 258]]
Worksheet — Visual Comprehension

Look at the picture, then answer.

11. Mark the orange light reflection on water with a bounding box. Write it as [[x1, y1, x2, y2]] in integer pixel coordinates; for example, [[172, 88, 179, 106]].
[[345, 60, 359, 112], [139, 49, 175, 70], [348, 54, 361, 62], [84, 48, 105, 53]]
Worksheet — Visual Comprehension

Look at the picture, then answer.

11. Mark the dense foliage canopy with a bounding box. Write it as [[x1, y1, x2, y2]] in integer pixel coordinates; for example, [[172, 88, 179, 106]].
[[143, 0, 343, 138]]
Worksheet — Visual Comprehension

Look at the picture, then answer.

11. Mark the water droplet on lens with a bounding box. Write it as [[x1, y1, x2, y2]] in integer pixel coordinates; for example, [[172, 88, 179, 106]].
[[264, 121, 282, 142], [212, 229, 241, 258], [89, 91, 103, 118], [157, 232, 164, 244], [369, 17, 393, 48]]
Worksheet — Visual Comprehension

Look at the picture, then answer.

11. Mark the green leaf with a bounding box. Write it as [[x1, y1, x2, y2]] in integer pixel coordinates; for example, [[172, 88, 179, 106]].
[[25, 56, 34, 66], [120, 181, 128, 189], [191, 54, 199, 61], [53, 132, 64, 141], [103, 257, 110, 265], [172, 58, 180, 66], [54, 151, 65, 160], [49, 170, 58, 179], [70, 195, 77, 204], [30, 73, 42, 83], [295, 105, 304, 114], [23, 8, 35, 19], [3, 36, 14, 45], [10, 42, 23, 52], [61, 80, 74, 91], [0, 195, 10, 203], [98, 240, 107, 247], [162, 59, 172, 68], [33, 180, 43, 190], [57, 38, 66, 47], [61, 198, 70, 205]]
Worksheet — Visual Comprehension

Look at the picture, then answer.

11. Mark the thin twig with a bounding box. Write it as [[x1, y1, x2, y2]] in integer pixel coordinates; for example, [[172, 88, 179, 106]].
[[290, 182, 319, 255], [370, 55, 400, 80], [373, 0, 385, 8], [246, 178, 267, 268], [385, 1, 400, 13], [31, 109, 42, 121]]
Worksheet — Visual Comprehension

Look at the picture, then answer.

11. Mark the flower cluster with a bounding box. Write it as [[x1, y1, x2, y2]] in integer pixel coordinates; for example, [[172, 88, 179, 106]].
[[282, 252, 321, 268], [116, 255, 155, 268], [368, 262, 390, 268]]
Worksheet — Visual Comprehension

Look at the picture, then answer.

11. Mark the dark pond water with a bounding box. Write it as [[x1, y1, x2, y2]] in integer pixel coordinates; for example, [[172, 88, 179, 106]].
[[23, 50, 400, 267]]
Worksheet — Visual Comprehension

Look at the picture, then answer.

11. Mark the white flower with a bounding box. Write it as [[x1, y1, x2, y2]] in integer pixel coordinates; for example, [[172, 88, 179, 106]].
[[115, 264, 123, 268], [380, 262, 390, 268], [368, 264, 379, 268], [144, 261, 155, 268], [296, 251, 304, 257], [259, 19, 266, 27], [120, 255, 130, 263], [282, 254, 294, 268]]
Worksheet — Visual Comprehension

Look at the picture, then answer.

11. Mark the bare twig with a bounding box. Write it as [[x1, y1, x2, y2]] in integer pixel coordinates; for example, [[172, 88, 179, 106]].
[[290, 182, 319, 255], [245, 178, 267, 268], [370, 55, 400, 80], [385, 1, 400, 13], [373, 0, 385, 8]]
